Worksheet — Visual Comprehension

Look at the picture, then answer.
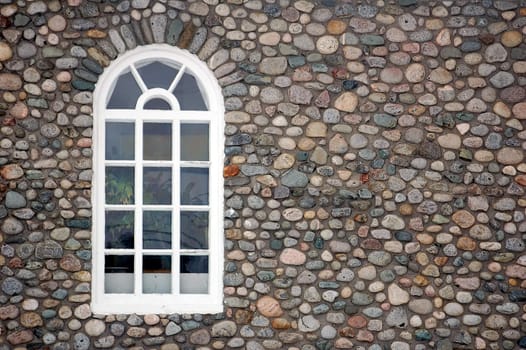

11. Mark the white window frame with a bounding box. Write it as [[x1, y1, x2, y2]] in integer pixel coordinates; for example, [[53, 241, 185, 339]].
[[92, 45, 224, 314]]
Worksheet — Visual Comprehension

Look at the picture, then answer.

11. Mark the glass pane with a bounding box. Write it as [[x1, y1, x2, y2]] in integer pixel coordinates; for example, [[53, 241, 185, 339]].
[[180, 256, 208, 294], [143, 256, 171, 294], [180, 211, 208, 249], [137, 61, 178, 90], [143, 123, 172, 160], [105, 211, 134, 249], [144, 98, 171, 110], [181, 124, 209, 161], [173, 72, 207, 111], [180, 168, 208, 205], [106, 167, 134, 205], [143, 211, 171, 249], [106, 122, 134, 160], [143, 168, 172, 205], [105, 255, 134, 293], [107, 69, 141, 109]]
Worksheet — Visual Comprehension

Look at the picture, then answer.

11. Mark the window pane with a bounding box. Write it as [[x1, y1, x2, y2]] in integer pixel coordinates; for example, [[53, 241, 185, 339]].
[[143, 168, 172, 204], [106, 122, 134, 160], [106, 167, 134, 204], [137, 61, 178, 90], [143, 211, 171, 249], [180, 168, 208, 205], [180, 124, 209, 161], [144, 98, 171, 110], [180, 256, 208, 294], [105, 255, 134, 293], [105, 211, 134, 249], [143, 123, 172, 160], [173, 72, 207, 111], [180, 211, 208, 249], [107, 69, 142, 109], [143, 256, 171, 294]]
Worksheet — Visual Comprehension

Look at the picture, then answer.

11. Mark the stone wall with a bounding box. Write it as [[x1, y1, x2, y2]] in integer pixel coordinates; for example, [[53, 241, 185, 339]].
[[0, 0, 526, 349]]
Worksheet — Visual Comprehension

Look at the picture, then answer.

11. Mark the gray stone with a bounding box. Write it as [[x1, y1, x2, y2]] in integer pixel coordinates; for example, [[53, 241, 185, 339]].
[[281, 169, 308, 188], [73, 333, 90, 350], [386, 307, 408, 328], [211, 321, 237, 337], [1, 277, 23, 295], [5, 191, 26, 209]]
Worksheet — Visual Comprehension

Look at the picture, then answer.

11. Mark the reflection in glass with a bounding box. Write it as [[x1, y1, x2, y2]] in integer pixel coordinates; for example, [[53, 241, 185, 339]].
[[143, 168, 172, 204], [144, 98, 171, 110], [181, 124, 209, 161], [180, 256, 208, 294], [180, 211, 208, 249], [107, 69, 142, 109], [143, 256, 171, 293], [143, 123, 172, 160], [173, 72, 207, 110], [137, 61, 178, 90], [105, 255, 134, 293], [143, 211, 172, 249], [106, 122, 134, 160], [105, 211, 134, 249], [180, 168, 209, 205], [106, 167, 134, 205]]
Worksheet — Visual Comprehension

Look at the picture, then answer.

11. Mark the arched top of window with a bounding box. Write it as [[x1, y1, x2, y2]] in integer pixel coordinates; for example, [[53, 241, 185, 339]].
[[95, 45, 221, 112]]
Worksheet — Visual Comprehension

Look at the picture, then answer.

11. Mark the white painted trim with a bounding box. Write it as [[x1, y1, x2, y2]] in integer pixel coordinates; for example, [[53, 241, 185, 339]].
[[93, 44, 224, 315]]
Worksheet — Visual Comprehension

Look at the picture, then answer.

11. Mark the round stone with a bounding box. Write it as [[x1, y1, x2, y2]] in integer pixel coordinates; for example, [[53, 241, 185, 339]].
[[256, 296, 283, 317], [48, 15, 67, 31], [501, 31, 522, 48], [85, 319, 105, 337], [496, 148, 524, 165], [316, 36, 339, 54], [380, 67, 404, 84], [405, 63, 425, 83], [437, 134, 461, 149]]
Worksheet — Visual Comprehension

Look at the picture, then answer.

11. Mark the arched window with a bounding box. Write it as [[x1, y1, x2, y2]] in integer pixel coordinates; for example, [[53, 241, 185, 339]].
[[92, 45, 224, 314]]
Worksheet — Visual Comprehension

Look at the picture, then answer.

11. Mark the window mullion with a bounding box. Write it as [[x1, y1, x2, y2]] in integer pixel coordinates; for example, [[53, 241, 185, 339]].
[[130, 64, 148, 93], [168, 64, 186, 94], [134, 114, 144, 295], [172, 120, 180, 296]]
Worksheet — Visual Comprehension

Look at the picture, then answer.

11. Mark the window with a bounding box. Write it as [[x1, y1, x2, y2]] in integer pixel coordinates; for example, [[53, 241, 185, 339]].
[[92, 45, 224, 314]]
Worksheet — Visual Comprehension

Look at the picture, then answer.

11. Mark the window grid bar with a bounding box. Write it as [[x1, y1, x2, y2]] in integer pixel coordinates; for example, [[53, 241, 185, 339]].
[[105, 110, 215, 120], [172, 118, 181, 295], [168, 64, 186, 94], [104, 161, 137, 167], [180, 161, 210, 168], [134, 116, 144, 295], [130, 64, 148, 93]]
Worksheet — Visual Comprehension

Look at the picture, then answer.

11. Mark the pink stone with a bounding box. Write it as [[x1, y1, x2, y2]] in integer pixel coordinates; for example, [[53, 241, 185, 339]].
[[505, 265, 526, 279], [288, 85, 312, 105], [256, 296, 283, 317], [402, 42, 420, 53], [454, 277, 480, 290], [0, 164, 24, 180], [279, 248, 306, 265], [0, 305, 19, 320], [77, 138, 92, 147], [0, 73, 22, 90], [314, 90, 330, 108], [379, 67, 403, 84], [9, 101, 28, 119], [356, 329, 374, 342], [59, 254, 82, 272], [512, 102, 526, 119], [7, 330, 33, 345]]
